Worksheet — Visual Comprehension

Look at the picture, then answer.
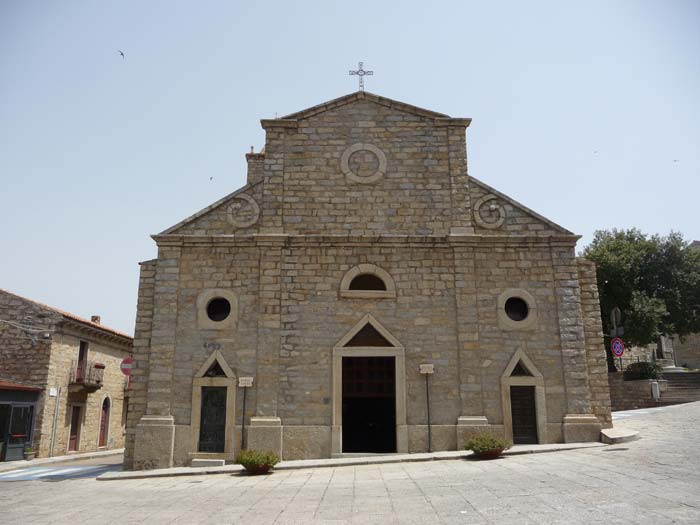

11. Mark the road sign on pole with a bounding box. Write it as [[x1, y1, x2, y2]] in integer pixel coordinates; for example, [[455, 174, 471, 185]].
[[120, 357, 133, 376], [611, 337, 625, 357]]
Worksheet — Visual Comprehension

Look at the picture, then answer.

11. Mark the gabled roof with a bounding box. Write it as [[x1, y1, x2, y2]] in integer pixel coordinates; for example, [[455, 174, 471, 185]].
[[470, 176, 574, 236], [280, 91, 452, 121], [158, 181, 261, 235], [0, 288, 133, 340]]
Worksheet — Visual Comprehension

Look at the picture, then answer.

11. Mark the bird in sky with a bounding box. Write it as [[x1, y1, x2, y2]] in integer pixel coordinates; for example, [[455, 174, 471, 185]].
[[673, 159, 679, 163], [118, 50, 125, 59], [210, 177, 214, 181]]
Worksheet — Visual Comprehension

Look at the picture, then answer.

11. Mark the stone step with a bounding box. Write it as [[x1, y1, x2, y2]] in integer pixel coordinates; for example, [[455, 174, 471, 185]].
[[600, 427, 640, 444], [190, 459, 225, 468]]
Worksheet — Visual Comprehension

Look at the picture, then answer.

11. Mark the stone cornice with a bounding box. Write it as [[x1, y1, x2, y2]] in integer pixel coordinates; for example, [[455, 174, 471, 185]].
[[151, 233, 580, 248], [260, 119, 298, 129]]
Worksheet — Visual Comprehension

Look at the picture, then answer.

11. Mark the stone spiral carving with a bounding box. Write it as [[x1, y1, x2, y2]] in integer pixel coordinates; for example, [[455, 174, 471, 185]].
[[473, 194, 506, 229], [226, 194, 260, 229]]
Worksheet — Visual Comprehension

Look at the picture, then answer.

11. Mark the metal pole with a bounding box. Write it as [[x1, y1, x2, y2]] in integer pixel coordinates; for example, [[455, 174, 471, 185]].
[[49, 386, 61, 458], [241, 387, 247, 451], [425, 374, 431, 453]]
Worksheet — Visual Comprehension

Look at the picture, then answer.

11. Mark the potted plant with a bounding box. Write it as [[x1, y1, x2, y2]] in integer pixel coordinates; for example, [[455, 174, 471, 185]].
[[23, 444, 36, 461], [235, 449, 279, 475], [465, 433, 511, 460]]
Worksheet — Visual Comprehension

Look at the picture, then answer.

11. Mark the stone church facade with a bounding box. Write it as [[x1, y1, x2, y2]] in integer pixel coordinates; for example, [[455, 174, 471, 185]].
[[125, 92, 611, 470]]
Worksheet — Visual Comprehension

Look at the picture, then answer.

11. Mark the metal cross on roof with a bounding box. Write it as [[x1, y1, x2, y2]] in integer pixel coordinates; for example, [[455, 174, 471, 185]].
[[349, 61, 373, 91]]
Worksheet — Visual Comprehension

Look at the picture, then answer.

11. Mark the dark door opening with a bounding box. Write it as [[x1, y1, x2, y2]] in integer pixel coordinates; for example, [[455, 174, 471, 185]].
[[198, 386, 226, 453], [510, 386, 538, 444], [69, 405, 81, 451], [342, 356, 396, 453], [99, 398, 110, 447]]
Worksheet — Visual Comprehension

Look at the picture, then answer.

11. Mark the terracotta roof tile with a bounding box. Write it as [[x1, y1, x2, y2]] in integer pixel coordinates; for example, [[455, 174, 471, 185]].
[[0, 288, 133, 340]]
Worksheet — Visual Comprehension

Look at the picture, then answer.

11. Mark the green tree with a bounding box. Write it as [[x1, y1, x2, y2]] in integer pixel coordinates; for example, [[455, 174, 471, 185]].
[[582, 230, 700, 349]]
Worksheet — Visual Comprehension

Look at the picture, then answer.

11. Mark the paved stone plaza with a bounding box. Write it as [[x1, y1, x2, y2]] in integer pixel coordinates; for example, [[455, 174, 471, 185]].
[[2, 401, 699, 524]]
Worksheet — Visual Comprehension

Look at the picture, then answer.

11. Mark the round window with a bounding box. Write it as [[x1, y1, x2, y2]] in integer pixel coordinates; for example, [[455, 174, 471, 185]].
[[504, 297, 529, 322], [206, 298, 231, 322]]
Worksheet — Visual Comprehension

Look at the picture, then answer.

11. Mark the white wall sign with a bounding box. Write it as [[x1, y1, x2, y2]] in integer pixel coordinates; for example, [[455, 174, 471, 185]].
[[419, 364, 434, 375], [238, 377, 254, 388]]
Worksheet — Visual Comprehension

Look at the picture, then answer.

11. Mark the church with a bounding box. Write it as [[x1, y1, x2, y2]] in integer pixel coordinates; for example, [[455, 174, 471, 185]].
[[124, 90, 611, 470]]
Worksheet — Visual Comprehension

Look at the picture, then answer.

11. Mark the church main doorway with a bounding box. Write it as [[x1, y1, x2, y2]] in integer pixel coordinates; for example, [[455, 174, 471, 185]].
[[342, 356, 396, 453]]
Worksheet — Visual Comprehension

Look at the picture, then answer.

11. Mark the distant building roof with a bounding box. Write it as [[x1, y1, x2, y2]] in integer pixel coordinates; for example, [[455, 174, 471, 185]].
[[0, 288, 133, 341], [0, 378, 42, 391]]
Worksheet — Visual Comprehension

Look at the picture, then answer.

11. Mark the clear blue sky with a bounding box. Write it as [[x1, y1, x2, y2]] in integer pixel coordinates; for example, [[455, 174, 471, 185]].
[[1, 1, 698, 334]]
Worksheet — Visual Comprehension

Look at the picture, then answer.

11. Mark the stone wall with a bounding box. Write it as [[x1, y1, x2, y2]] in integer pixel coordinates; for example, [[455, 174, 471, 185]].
[[577, 258, 612, 427], [0, 290, 61, 455], [130, 234, 604, 465], [672, 333, 700, 369], [608, 373, 666, 411], [37, 329, 130, 457], [0, 290, 131, 458], [123, 260, 156, 470]]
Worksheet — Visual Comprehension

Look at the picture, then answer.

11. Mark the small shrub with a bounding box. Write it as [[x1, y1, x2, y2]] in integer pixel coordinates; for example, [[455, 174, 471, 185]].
[[235, 450, 279, 474], [465, 434, 511, 455], [623, 362, 662, 381]]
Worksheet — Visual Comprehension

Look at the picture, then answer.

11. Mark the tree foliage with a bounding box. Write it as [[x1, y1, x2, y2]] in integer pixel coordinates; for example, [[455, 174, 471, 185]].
[[582, 229, 700, 347]]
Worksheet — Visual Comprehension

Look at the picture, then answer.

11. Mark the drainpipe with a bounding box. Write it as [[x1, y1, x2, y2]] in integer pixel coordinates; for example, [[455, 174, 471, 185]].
[[49, 386, 61, 457]]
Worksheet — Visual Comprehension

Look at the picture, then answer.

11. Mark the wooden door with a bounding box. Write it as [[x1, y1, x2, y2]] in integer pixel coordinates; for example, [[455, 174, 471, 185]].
[[98, 399, 109, 447], [69, 406, 81, 451], [510, 386, 538, 444], [198, 387, 227, 453], [342, 356, 396, 453]]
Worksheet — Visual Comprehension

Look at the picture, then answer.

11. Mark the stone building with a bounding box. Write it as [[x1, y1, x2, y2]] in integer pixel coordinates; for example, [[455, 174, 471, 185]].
[[0, 289, 132, 462], [126, 91, 611, 470]]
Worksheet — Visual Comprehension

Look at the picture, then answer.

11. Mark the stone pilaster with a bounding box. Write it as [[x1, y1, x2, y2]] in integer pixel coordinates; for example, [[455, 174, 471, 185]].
[[255, 240, 283, 416], [440, 119, 475, 235], [551, 243, 601, 442], [123, 259, 156, 469], [452, 242, 485, 421], [260, 120, 295, 234], [577, 257, 612, 428], [133, 247, 180, 469]]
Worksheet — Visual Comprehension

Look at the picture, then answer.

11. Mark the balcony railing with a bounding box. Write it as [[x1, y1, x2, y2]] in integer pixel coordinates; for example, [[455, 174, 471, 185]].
[[69, 360, 105, 391]]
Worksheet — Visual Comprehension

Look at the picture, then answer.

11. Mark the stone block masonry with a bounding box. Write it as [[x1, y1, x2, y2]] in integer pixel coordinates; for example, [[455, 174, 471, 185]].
[[126, 91, 611, 469]]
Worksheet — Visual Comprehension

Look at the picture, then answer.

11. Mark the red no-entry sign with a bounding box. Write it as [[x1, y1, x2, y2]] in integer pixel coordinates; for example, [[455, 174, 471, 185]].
[[120, 356, 134, 376], [611, 338, 625, 357]]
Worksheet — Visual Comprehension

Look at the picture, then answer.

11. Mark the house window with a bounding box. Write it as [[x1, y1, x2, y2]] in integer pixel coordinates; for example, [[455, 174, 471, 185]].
[[77, 341, 89, 381]]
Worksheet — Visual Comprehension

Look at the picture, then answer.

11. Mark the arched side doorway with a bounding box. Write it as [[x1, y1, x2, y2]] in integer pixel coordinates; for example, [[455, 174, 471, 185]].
[[98, 397, 110, 448], [332, 314, 407, 455]]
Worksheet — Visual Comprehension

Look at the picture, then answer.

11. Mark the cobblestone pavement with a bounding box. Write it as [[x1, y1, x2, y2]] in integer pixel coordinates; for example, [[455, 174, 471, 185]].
[[1, 402, 699, 524]]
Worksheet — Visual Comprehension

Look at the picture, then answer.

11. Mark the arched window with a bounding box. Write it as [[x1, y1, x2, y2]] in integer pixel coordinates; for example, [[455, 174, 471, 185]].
[[340, 264, 396, 299], [349, 274, 387, 291]]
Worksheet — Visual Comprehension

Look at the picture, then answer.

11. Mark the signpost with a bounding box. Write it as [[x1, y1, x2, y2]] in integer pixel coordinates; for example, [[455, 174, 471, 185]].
[[611, 337, 625, 370], [239, 377, 254, 450], [419, 364, 434, 452], [611, 337, 625, 357], [120, 357, 133, 376]]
